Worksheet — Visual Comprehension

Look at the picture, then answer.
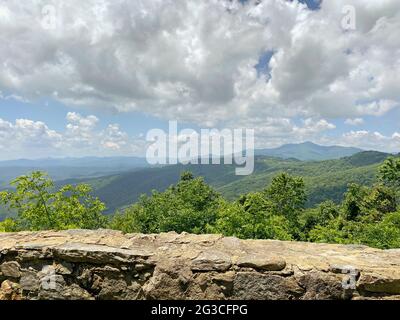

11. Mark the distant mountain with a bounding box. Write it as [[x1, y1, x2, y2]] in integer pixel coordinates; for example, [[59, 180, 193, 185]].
[[0, 142, 363, 184], [52, 150, 390, 214], [0, 156, 149, 185], [0, 156, 148, 168], [255, 142, 363, 161]]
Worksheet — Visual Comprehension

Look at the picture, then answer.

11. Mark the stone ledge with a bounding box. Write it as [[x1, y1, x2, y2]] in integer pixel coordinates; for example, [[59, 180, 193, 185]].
[[0, 229, 399, 300]]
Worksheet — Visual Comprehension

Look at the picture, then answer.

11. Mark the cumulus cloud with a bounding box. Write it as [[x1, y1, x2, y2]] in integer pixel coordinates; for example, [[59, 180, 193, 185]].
[[1, 1, 399, 121], [339, 130, 400, 153], [0, 118, 62, 159], [0, 113, 145, 159], [0, 0, 399, 153], [345, 118, 364, 126]]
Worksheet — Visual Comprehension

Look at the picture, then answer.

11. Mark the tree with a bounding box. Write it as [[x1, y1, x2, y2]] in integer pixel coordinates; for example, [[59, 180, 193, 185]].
[[342, 183, 368, 221], [299, 200, 340, 239], [110, 171, 221, 234], [0, 171, 107, 231], [357, 212, 400, 249], [379, 157, 400, 188], [206, 200, 253, 239], [264, 172, 307, 235], [209, 196, 293, 241], [343, 183, 397, 222]]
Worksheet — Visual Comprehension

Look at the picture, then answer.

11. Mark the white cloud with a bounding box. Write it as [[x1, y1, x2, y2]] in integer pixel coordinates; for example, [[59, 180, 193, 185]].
[[345, 118, 364, 126], [339, 130, 400, 152], [0, 113, 145, 159], [0, 0, 399, 152], [0, 1, 399, 122], [101, 124, 129, 150], [0, 118, 62, 159]]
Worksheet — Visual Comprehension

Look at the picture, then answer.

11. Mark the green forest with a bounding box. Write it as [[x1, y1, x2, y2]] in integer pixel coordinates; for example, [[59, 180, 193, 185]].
[[46, 150, 388, 215], [1, 156, 400, 250]]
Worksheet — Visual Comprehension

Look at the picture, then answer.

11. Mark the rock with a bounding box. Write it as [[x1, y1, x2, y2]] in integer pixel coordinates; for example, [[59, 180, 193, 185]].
[[53, 243, 153, 265], [143, 260, 192, 300], [20, 271, 40, 292], [97, 277, 142, 300], [54, 262, 74, 275], [357, 272, 400, 295], [191, 250, 231, 272], [297, 271, 351, 300], [0, 230, 399, 300], [233, 272, 304, 300], [237, 254, 286, 271], [0, 280, 21, 300], [39, 283, 93, 300], [0, 261, 21, 278]]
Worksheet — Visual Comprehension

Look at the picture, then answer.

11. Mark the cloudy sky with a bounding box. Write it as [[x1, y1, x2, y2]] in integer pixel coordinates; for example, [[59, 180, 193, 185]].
[[0, 0, 399, 159]]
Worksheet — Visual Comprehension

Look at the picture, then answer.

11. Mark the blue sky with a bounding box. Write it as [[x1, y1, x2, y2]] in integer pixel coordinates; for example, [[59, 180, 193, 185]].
[[0, 0, 399, 159]]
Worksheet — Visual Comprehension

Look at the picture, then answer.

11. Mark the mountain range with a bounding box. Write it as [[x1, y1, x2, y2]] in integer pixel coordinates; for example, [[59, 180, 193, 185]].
[[58, 150, 390, 214], [255, 142, 363, 161], [0, 156, 149, 185], [0, 142, 364, 184], [0, 142, 392, 219]]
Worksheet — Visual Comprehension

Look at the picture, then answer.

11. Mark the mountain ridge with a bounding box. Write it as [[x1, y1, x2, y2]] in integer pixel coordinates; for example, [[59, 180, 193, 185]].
[[57, 150, 390, 214], [255, 141, 363, 161], [0, 142, 367, 168]]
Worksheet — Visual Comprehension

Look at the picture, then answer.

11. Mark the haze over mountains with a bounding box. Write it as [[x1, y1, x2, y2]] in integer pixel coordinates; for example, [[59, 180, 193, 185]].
[[0, 156, 149, 185], [255, 142, 363, 161], [56, 150, 387, 214], [0, 142, 365, 183], [0, 141, 394, 219]]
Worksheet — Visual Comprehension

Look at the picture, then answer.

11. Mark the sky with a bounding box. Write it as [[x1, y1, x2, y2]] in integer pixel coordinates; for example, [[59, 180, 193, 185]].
[[0, 0, 399, 159]]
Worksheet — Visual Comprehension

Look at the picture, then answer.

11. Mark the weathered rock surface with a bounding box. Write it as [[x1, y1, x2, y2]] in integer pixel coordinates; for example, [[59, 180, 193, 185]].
[[0, 229, 399, 300]]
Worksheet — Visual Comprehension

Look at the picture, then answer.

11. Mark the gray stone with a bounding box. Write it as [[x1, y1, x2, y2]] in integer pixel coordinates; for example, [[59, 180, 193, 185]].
[[20, 271, 40, 291], [39, 283, 93, 300], [233, 272, 304, 300], [55, 262, 74, 275], [0, 261, 21, 278], [357, 273, 400, 295], [53, 243, 153, 265], [0, 230, 400, 300], [191, 250, 231, 272], [237, 254, 286, 271]]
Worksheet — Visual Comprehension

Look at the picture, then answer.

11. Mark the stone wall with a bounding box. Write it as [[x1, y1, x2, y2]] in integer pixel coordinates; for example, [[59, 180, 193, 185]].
[[0, 229, 400, 300]]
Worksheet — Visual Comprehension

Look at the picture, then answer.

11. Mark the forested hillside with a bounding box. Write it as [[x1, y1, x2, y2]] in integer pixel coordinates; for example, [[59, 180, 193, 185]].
[[2, 154, 400, 250], [59, 151, 389, 214]]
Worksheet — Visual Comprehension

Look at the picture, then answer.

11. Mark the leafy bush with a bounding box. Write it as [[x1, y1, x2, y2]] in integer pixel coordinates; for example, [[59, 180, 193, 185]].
[[110, 172, 221, 234], [0, 172, 107, 231]]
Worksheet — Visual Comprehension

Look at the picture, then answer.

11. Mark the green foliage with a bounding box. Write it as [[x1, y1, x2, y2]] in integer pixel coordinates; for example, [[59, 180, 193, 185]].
[[110, 172, 221, 234], [343, 183, 397, 221], [357, 212, 400, 249], [379, 157, 400, 188], [264, 173, 306, 233], [108, 163, 400, 249], [308, 212, 400, 250], [299, 200, 340, 238], [211, 173, 306, 240], [49, 151, 388, 216], [0, 218, 17, 232], [0, 171, 107, 231], [208, 197, 293, 241]]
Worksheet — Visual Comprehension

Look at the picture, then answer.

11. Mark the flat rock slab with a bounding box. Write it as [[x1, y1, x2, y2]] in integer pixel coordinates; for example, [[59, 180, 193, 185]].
[[0, 229, 400, 300]]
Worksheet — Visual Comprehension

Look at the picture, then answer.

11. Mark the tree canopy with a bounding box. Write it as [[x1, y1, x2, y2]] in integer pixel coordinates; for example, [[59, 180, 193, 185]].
[[0, 171, 107, 231]]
